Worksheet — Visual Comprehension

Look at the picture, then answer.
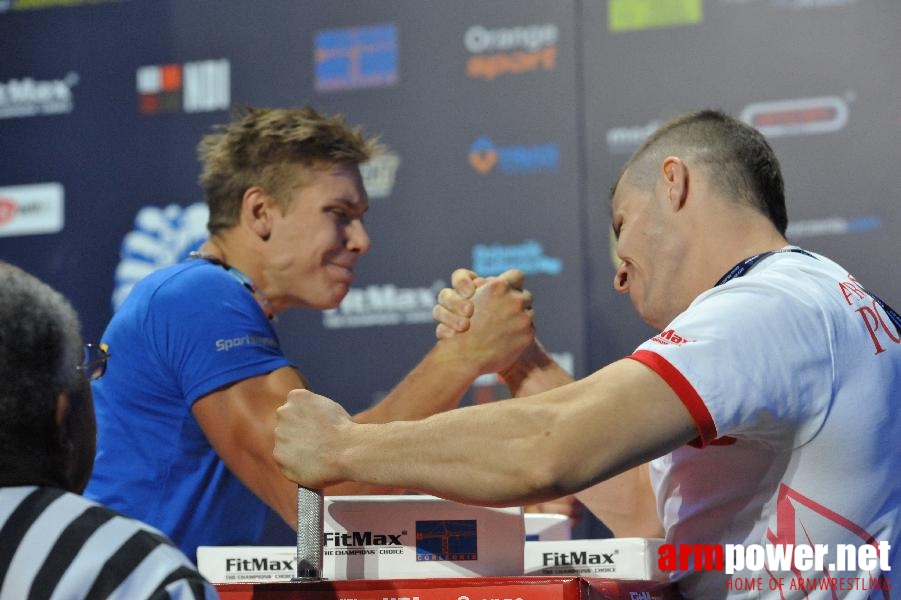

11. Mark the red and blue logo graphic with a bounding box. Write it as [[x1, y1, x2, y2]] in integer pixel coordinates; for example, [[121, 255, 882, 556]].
[[315, 23, 399, 92], [415, 520, 478, 562], [136, 59, 230, 115]]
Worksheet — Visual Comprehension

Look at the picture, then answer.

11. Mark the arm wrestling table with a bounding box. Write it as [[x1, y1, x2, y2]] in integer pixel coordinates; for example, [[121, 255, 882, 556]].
[[214, 575, 678, 600], [215, 490, 678, 599]]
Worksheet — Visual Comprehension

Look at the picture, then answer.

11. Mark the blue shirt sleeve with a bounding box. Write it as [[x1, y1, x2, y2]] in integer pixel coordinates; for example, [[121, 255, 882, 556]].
[[145, 263, 294, 406]]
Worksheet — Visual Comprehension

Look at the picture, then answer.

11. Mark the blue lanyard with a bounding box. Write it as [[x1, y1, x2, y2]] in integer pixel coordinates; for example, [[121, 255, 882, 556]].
[[715, 248, 901, 336], [714, 248, 815, 286], [188, 251, 275, 320]]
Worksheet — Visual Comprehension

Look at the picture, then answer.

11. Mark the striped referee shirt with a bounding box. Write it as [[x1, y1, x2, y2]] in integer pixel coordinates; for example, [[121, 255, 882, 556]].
[[0, 486, 218, 599]]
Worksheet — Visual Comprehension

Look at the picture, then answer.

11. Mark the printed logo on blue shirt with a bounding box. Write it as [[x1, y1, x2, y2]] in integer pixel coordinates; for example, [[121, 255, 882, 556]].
[[215, 335, 279, 352]]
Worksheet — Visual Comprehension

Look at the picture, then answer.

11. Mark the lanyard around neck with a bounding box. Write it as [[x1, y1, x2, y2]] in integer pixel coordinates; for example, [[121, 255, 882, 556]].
[[714, 248, 815, 287], [715, 247, 900, 336], [188, 251, 275, 320]]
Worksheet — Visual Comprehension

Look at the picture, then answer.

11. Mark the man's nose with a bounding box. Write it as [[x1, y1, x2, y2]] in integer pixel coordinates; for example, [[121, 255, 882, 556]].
[[347, 220, 371, 254]]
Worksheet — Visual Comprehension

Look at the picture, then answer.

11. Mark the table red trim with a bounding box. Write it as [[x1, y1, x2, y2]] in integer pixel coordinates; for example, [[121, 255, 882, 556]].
[[215, 575, 678, 600]]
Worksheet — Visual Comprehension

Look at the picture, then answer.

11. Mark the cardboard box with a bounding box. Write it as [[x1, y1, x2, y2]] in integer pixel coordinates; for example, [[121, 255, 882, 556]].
[[198, 495, 524, 583], [523, 538, 666, 582], [524, 513, 571, 541], [198, 546, 297, 584]]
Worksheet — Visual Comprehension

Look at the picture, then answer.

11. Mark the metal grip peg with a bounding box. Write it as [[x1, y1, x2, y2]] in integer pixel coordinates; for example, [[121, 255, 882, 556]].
[[293, 485, 325, 581]]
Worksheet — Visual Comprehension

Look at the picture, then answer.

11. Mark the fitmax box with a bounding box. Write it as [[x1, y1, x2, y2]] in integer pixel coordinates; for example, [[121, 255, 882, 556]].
[[524, 513, 571, 541], [523, 538, 667, 582], [198, 495, 524, 583]]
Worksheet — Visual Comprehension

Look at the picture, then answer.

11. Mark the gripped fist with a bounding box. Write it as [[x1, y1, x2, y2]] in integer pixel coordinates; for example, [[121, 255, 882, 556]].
[[433, 268, 528, 338], [434, 268, 481, 339], [434, 268, 535, 375], [273, 389, 351, 489]]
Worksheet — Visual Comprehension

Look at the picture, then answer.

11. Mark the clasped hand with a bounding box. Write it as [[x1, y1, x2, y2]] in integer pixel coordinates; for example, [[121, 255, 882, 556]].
[[432, 268, 535, 375]]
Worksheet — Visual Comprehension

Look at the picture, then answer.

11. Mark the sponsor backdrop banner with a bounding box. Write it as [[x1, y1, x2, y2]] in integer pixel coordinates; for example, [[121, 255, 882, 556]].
[[2, 0, 898, 541], [580, 0, 901, 363]]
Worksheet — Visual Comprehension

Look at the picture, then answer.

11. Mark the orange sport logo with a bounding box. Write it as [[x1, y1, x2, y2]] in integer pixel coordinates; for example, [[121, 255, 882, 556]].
[[464, 23, 558, 81]]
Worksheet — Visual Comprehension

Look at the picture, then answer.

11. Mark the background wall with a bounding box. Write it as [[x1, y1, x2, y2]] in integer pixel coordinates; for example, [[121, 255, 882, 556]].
[[2, 0, 898, 540]]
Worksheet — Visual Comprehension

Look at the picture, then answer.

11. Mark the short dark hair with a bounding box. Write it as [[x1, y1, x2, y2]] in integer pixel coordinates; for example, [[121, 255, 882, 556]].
[[621, 109, 787, 235], [197, 106, 382, 235], [0, 262, 84, 487]]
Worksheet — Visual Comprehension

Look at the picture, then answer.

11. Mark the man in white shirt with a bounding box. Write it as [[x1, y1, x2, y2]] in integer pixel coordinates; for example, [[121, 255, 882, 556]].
[[273, 110, 901, 598]]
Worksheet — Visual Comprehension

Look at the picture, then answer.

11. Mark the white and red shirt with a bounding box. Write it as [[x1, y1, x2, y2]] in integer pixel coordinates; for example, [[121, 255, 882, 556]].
[[630, 249, 901, 598]]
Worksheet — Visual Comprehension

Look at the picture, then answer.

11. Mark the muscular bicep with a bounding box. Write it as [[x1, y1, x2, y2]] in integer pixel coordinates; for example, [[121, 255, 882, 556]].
[[192, 366, 307, 524], [331, 356, 701, 509]]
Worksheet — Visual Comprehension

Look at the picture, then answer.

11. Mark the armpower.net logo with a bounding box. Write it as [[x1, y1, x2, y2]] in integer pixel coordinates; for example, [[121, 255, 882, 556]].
[[658, 541, 891, 594]]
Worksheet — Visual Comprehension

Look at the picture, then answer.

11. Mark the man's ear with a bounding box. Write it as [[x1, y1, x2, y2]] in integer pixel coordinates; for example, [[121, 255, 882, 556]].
[[54, 389, 96, 494], [54, 392, 71, 444], [53, 393, 77, 486], [242, 187, 275, 241], [661, 156, 689, 211]]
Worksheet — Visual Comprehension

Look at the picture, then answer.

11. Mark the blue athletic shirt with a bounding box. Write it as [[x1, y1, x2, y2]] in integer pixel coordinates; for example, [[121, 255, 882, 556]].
[[84, 259, 293, 562]]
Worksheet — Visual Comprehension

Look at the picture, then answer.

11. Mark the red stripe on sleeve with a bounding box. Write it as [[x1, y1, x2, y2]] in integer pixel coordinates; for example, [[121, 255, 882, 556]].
[[627, 349, 718, 447]]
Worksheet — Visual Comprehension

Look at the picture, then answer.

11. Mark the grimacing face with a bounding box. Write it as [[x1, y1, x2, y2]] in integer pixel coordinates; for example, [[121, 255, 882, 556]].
[[264, 161, 372, 311], [610, 175, 688, 331]]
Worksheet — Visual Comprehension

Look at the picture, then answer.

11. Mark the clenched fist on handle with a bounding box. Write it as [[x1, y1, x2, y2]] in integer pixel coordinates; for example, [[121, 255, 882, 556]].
[[274, 389, 353, 490]]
